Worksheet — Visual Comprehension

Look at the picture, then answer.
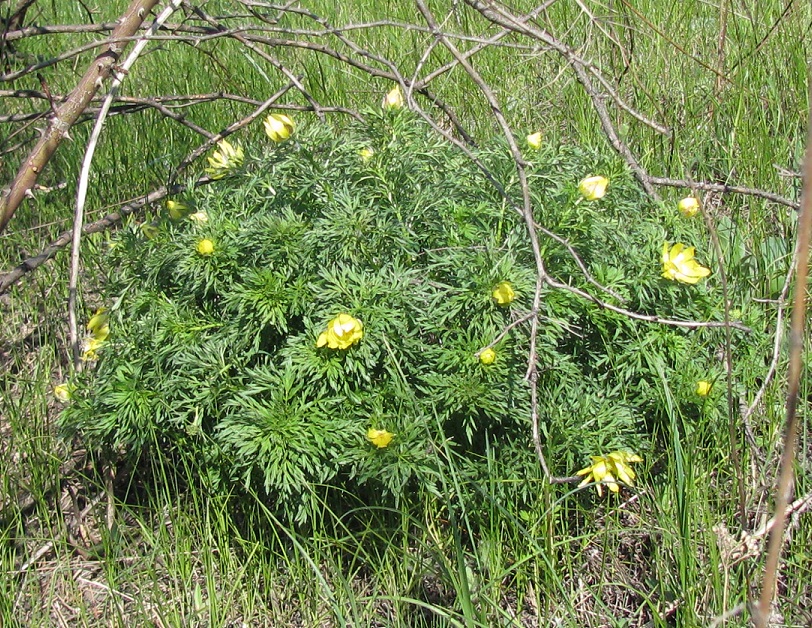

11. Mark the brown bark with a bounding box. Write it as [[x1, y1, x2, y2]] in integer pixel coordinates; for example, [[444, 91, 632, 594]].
[[0, 0, 160, 234]]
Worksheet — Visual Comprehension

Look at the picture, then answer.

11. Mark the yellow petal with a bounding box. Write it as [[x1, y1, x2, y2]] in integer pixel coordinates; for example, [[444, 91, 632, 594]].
[[264, 113, 295, 143], [492, 281, 516, 306], [578, 175, 609, 201], [197, 239, 215, 255], [678, 197, 700, 217], [526, 131, 543, 150], [383, 85, 404, 109], [366, 428, 394, 448]]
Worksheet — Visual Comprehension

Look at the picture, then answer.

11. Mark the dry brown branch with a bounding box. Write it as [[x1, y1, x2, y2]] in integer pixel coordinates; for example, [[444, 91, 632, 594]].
[[0, 80, 301, 294], [465, 0, 660, 199], [752, 87, 812, 628], [646, 175, 799, 211], [0, 0, 161, 235], [0, 182, 195, 294], [415, 0, 553, 477]]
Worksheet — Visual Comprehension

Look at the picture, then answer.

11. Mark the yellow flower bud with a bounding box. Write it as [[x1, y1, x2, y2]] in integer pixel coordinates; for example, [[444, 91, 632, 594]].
[[696, 380, 712, 397], [366, 428, 394, 448], [86, 308, 109, 337], [383, 85, 404, 109], [197, 239, 215, 256], [492, 281, 516, 306], [479, 348, 496, 365], [678, 196, 700, 217], [359, 148, 375, 162], [54, 384, 73, 402], [140, 222, 159, 240], [264, 113, 295, 143], [526, 131, 543, 150], [166, 199, 189, 221], [578, 175, 609, 201]]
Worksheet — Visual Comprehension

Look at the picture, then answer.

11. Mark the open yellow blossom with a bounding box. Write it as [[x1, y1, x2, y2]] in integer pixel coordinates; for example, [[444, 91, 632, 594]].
[[661, 242, 711, 284], [189, 211, 208, 224], [578, 175, 609, 201], [678, 196, 700, 217], [577, 451, 643, 497], [526, 131, 543, 150], [205, 139, 244, 180], [696, 380, 712, 397], [264, 113, 295, 143], [366, 428, 394, 448], [479, 347, 496, 365], [81, 336, 106, 362], [316, 313, 364, 350], [197, 239, 215, 256], [492, 281, 516, 306], [53, 384, 74, 403], [383, 85, 404, 109], [81, 308, 110, 361], [359, 148, 375, 162], [166, 200, 189, 221]]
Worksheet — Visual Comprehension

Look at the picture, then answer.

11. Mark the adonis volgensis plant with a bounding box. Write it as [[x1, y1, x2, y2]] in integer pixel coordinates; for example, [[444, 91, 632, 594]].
[[59, 103, 762, 521]]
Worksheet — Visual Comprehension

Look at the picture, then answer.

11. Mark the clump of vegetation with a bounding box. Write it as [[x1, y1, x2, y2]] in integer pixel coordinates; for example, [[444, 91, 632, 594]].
[[60, 109, 757, 522]]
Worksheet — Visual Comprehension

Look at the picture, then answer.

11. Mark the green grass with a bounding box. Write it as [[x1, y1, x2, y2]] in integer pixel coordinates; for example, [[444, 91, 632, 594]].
[[1, 0, 811, 626]]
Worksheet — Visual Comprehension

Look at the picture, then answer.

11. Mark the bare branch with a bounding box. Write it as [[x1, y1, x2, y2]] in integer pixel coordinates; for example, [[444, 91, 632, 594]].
[[752, 78, 812, 628], [0, 0, 162, 235]]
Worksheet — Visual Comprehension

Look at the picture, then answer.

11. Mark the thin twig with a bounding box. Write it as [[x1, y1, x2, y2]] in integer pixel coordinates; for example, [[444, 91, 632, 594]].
[[646, 175, 799, 211], [416, 0, 554, 478], [465, 0, 660, 199], [741, 249, 797, 423], [69, 0, 184, 370]]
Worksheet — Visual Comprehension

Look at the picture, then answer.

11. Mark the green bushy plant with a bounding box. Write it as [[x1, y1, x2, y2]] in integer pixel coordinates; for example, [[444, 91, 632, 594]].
[[60, 110, 760, 521]]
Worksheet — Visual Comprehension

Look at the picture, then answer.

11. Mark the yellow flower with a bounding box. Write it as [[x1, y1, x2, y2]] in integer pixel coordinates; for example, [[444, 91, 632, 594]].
[[492, 281, 516, 306], [316, 313, 364, 350], [696, 380, 712, 397], [264, 113, 295, 143], [578, 175, 609, 201], [678, 196, 700, 218], [86, 309, 109, 342], [366, 428, 394, 448], [576, 451, 642, 497], [661, 242, 711, 284], [81, 336, 106, 362], [479, 348, 496, 365], [140, 222, 159, 240], [166, 199, 189, 221], [383, 85, 404, 109], [189, 211, 208, 224], [197, 239, 215, 256], [526, 131, 543, 150], [53, 384, 74, 402], [359, 148, 375, 162], [205, 139, 244, 180], [82, 308, 110, 360]]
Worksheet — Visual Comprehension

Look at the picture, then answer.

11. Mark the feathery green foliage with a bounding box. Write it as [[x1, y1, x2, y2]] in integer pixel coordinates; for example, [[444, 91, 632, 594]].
[[60, 110, 761, 523]]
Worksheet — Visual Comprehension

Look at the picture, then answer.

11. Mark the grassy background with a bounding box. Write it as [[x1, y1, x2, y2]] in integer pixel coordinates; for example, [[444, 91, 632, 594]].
[[1, 0, 810, 625]]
